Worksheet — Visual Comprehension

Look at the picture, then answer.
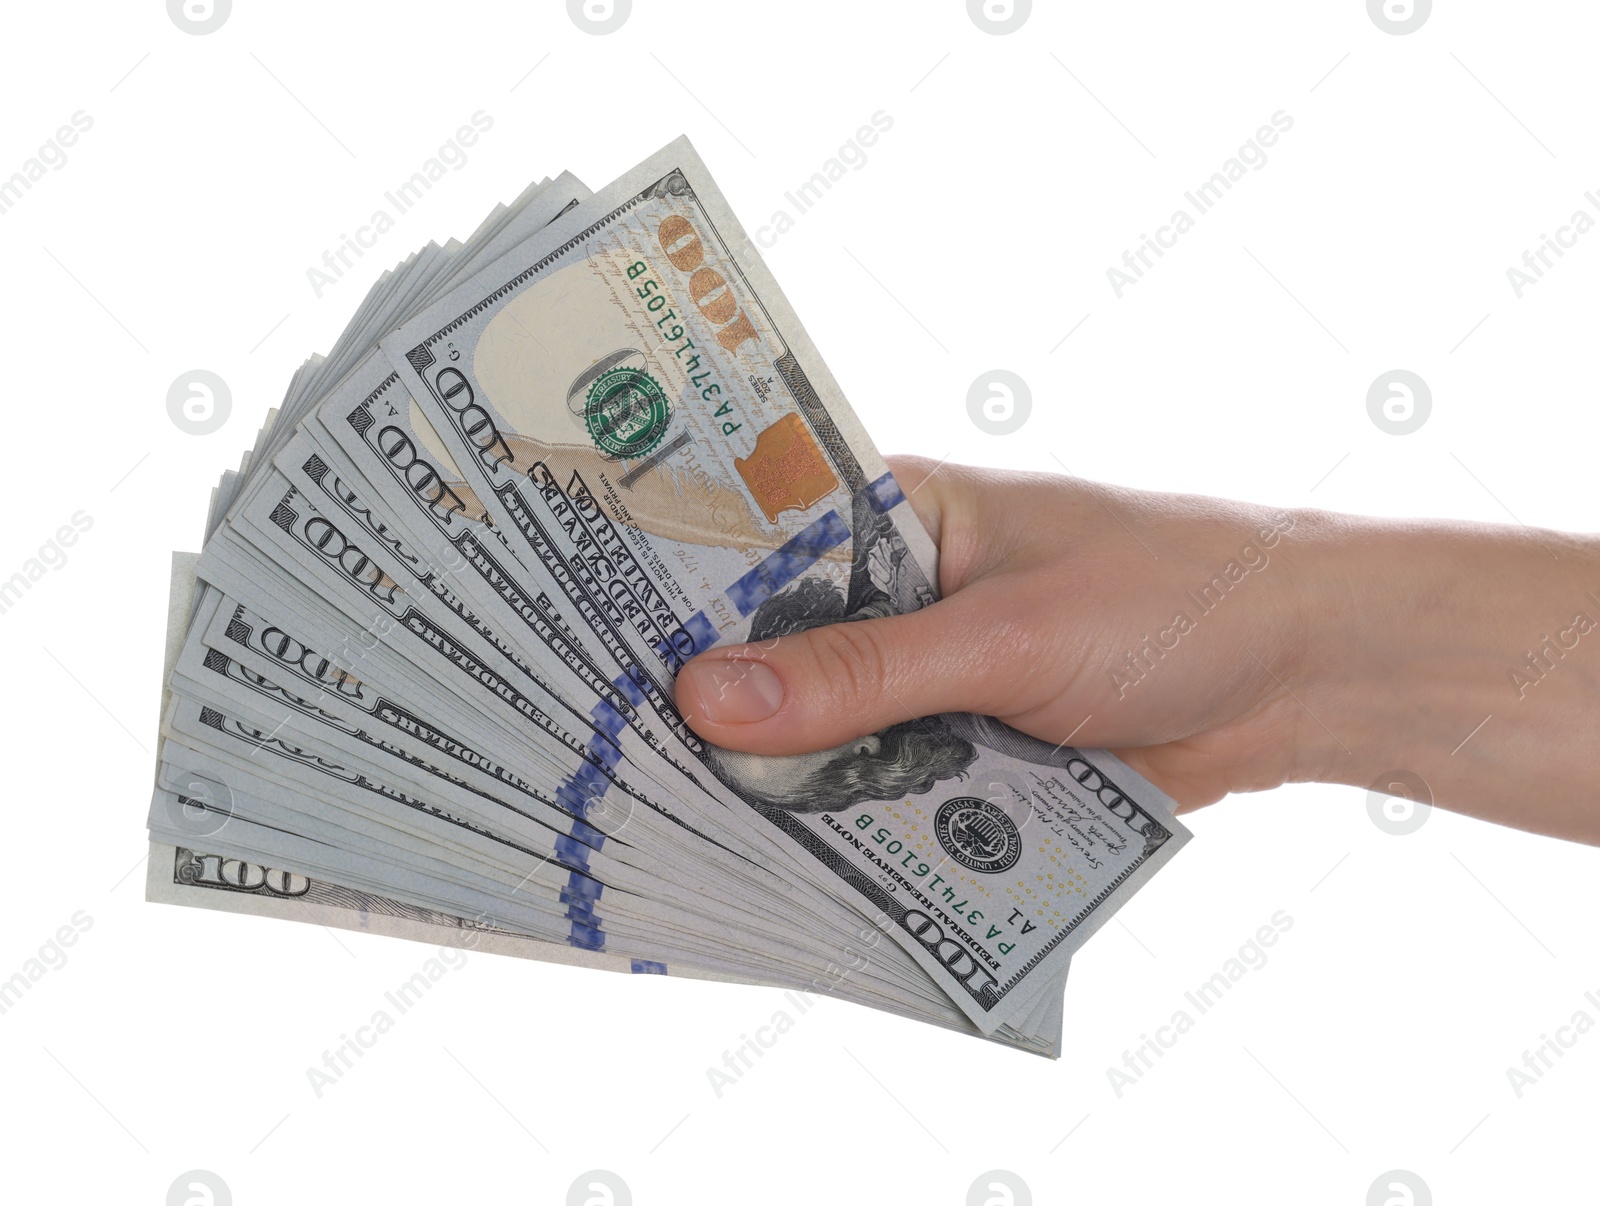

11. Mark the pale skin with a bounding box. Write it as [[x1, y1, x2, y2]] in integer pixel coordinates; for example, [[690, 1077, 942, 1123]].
[[677, 455, 1600, 845]]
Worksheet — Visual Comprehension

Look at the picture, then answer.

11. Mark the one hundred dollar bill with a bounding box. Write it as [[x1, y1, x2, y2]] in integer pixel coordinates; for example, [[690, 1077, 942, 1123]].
[[150, 139, 1177, 1050], [373, 136, 1189, 1033]]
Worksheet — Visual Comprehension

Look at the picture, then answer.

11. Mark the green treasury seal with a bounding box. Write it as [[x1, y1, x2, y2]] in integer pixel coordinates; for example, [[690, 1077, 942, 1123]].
[[583, 366, 671, 458]]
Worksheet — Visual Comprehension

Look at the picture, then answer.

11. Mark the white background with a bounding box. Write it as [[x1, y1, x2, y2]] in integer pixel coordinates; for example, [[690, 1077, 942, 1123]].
[[1, 1, 1596, 1202]]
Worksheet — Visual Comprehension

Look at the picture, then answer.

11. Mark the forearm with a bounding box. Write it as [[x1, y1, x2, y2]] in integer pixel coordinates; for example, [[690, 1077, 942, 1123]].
[[1287, 509, 1600, 842]]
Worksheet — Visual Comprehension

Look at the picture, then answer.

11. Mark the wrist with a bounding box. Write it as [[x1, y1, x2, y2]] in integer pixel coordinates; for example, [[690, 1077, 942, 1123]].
[[1284, 507, 1600, 834]]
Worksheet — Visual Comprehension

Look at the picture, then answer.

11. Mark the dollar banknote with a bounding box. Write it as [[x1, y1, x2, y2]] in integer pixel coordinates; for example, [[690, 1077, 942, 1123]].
[[376, 138, 1188, 1032], [148, 137, 1186, 1054]]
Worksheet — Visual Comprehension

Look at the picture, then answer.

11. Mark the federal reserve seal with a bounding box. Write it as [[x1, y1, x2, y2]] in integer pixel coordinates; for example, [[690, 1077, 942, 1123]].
[[935, 797, 1022, 874], [584, 366, 671, 459]]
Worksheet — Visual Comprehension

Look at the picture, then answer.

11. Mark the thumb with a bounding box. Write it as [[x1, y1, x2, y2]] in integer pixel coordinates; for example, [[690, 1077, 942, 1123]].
[[675, 587, 1011, 756]]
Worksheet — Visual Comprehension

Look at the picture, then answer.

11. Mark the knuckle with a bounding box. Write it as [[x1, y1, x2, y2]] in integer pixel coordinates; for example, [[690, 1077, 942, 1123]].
[[797, 621, 891, 713]]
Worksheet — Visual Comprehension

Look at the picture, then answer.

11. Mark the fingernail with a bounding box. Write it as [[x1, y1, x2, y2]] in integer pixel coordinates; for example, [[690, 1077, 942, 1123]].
[[681, 659, 784, 724]]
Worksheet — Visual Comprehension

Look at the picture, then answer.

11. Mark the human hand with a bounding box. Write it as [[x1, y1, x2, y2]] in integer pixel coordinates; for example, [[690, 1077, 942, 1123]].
[[676, 456, 1600, 842]]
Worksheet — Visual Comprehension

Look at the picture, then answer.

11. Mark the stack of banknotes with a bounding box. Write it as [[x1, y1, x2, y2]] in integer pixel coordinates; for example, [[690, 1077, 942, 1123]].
[[146, 137, 1191, 1056]]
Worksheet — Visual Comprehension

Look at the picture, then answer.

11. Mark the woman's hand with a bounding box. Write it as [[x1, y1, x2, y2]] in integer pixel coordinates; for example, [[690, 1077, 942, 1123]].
[[676, 456, 1600, 843]]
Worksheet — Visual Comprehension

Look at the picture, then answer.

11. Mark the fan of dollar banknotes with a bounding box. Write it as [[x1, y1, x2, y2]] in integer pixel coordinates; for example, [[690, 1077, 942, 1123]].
[[146, 137, 1191, 1057]]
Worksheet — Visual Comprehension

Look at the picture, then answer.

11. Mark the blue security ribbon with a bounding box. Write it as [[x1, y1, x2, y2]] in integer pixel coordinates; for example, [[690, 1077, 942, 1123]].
[[556, 502, 861, 960], [553, 666, 650, 950], [725, 509, 850, 618], [864, 470, 905, 514]]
